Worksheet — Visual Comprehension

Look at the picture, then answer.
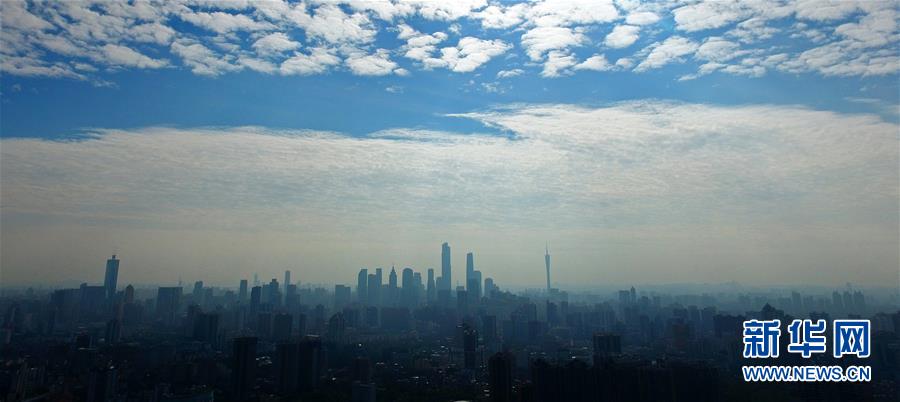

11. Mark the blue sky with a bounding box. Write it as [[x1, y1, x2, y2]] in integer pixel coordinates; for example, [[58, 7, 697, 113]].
[[1, 1, 898, 288], [2, 0, 898, 137]]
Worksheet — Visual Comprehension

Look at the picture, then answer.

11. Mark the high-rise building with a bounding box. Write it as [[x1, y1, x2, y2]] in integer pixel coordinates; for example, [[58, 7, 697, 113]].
[[489, 351, 514, 402], [123, 284, 134, 304], [484, 278, 496, 297], [284, 270, 291, 287], [441, 242, 452, 291], [426, 269, 436, 302], [334, 285, 351, 308], [232, 337, 258, 400], [275, 342, 299, 395], [472, 270, 482, 300], [357, 269, 368, 303], [193, 313, 219, 344], [269, 278, 281, 306], [250, 286, 261, 313], [351, 357, 375, 402], [192, 281, 204, 305], [273, 313, 293, 341], [239, 279, 248, 301], [466, 251, 474, 288], [413, 272, 423, 305], [401, 268, 414, 307], [156, 287, 182, 326], [545, 244, 551, 292], [367, 273, 380, 306], [482, 315, 498, 345], [462, 324, 478, 370], [103, 255, 119, 301], [592, 332, 622, 358], [298, 336, 322, 393]]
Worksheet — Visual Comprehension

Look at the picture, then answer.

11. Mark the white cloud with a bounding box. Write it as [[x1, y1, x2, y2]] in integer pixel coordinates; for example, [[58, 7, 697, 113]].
[[397, 24, 448, 62], [405, 0, 488, 21], [171, 39, 239, 76], [615, 57, 634, 69], [426, 37, 512, 73], [279, 47, 341, 76], [694, 37, 744, 62], [346, 49, 403, 76], [100, 44, 167, 69], [521, 26, 587, 61], [574, 54, 613, 71], [625, 11, 660, 26], [727, 17, 780, 43], [541, 50, 577, 77], [526, 0, 619, 27], [605, 25, 640, 48], [635, 36, 699, 72], [252, 32, 301, 56], [1, 0, 897, 82], [178, 10, 273, 33], [793, 0, 863, 21], [475, 4, 528, 29], [497, 68, 524, 78]]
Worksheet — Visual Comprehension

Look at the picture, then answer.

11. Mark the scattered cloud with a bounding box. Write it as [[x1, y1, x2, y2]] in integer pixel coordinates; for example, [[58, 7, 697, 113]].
[[605, 25, 641, 48], [635, 36, 699, 72], [0, 0, 897, 82], [497, 68, 524, 78]]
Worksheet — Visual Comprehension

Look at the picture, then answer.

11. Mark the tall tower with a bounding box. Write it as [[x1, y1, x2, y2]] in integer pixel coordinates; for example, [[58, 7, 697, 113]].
[[441, 242, 451, 291], [545, 243, 551, 292], [465, 252, 474, 291], [284, 270, 291, 287], [104, 255, 120, 300]]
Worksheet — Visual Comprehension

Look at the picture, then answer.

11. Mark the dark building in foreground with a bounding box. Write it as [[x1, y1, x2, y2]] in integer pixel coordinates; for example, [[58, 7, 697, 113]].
[[232, 337, 257, 400], [489, 351, 514, 402]]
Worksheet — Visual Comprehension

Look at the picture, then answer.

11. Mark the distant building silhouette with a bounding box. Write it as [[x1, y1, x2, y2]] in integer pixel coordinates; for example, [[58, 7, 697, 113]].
[[440, 242, 451, 291], [103, 255, 119, 301], [155, 287, 182, 326]]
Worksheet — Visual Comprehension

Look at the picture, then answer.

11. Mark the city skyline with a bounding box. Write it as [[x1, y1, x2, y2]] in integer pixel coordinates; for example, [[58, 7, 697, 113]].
[[2, 1, 898, 288], [1, 2, 898, 401]]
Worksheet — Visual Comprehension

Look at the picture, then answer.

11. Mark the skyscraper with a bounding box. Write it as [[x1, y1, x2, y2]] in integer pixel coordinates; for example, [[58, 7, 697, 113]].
[[367, 273, 379, 306], [250, 286, 261, 313], [103, 255, 119, 300], [193, 281, 204, 304], [156, 287, 182, 326], [465, 251, 474, 293], [239, 279, 248, 301], [426, 268, 435, 302], [441, 242, 451, 291], [284, 270, 291, 287], [545, 243, 551, 293], [401, 268, 414, 307], [357, 269, 368, 303], [388, 267, 398, 306]]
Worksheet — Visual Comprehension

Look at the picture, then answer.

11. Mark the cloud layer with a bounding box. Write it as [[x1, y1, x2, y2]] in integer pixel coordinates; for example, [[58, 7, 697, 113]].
[[1, 0, 898, 83], [1, 102, 897, 286]]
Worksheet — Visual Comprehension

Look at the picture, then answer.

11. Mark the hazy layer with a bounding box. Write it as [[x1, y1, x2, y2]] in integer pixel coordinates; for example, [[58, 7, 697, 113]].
[[1, 102, 897, 287]]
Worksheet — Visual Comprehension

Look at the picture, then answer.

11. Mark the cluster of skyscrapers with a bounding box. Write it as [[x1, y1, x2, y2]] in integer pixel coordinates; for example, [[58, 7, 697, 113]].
[[355, 242, 498, 310]]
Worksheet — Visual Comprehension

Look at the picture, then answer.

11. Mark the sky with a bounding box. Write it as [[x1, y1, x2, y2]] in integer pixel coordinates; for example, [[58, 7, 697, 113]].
[[0, 0, 898, 289]]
